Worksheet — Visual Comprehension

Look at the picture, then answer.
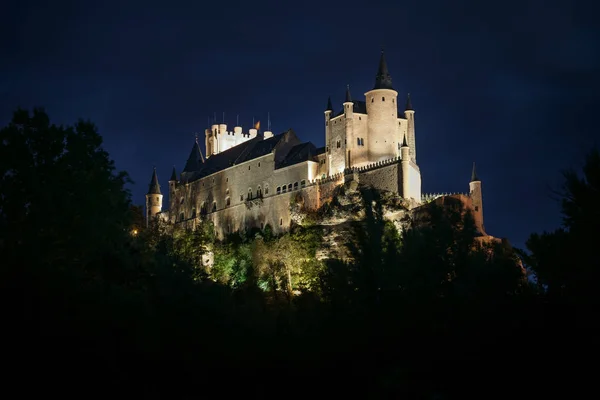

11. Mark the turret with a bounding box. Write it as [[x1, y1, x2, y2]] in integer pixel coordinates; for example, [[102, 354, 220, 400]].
[[365, 50, 399, 162], [404, 93, 416, 162], [168, 165, 178, 210], [469, 162, 485, 234], [343, 85, 354, 167], [145, 167, 163, 227], [324, 96, 333, 176], [400, 134, 411, 201]]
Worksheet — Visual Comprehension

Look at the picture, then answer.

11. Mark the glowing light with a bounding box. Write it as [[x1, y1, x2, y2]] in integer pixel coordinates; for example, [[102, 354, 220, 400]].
[[132, 229, 138, 236]]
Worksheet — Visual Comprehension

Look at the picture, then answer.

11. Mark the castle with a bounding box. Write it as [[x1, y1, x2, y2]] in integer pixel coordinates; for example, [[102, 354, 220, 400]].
[[145, 51, 485, 238]]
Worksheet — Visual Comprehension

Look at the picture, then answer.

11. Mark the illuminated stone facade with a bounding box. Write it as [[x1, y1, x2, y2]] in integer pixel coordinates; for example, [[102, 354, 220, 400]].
[[145, 52, 484, 238]]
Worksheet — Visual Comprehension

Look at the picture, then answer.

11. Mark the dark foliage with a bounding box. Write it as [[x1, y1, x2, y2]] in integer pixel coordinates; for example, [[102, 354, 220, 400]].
[[0, 110, 594, 399]]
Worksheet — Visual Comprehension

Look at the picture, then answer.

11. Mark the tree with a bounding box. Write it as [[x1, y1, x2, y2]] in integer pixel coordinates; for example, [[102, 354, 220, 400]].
[[518, 147, 600, 301]]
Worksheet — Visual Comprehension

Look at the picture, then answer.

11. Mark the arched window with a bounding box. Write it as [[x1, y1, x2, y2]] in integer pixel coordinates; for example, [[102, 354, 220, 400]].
[[226, 197, 230, 206], [336, 140, 341, 148], [277, 186, 281, 194], [293, 182, 298, 190], [257, 185, 262, 198], [282, 185, 287, 193], [179, 212, 184, 222], [201, 202, 207, 215], [191, 207, 196, 219], [212, 202, 216, 212], [357, 138, 360, 146], [265, 184, 269, 195], [280, 218, 283, 226], [382, 97, 385, 101], [300, 180, 306, 188], [287, 184, 292, 192], [248, 188, 253, 200]]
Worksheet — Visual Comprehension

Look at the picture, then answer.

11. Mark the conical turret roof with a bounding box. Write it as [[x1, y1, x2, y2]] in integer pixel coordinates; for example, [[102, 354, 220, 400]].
[[344, 85, 352, 103], [471, 162, 480, 182], [326, 96, 333, 112], [183, 140, 204, 173], [405, 93, 413, 111], [147, 167, 161, 195], [169, 165, 178, 181], [374, 50, 394, 90]]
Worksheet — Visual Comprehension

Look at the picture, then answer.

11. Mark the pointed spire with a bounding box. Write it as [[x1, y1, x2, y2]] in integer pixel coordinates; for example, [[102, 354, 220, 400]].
[[182, 140, 204, 173], [374, 50, 394, 90], [471, 162, 480, 182], [402, 133, 408, 147], [405, 93, 413, 111], [345, 85, 352, 103], [147, 167, 161, 195], [326, 96, 333, 112], [169, 165, 177, 181]]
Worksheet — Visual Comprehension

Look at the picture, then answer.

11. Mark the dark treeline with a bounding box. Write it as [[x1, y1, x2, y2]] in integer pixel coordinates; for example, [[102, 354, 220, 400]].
[[0, 109, 597, 398]]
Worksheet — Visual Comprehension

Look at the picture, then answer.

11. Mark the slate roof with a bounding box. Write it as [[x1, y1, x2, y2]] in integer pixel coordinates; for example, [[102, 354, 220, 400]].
[[181, 130, 298, 182], [276, 142, 318, 169], [182, 141, 204, 173], [316, 146, 326, 155], [147, 168, 161, 195]]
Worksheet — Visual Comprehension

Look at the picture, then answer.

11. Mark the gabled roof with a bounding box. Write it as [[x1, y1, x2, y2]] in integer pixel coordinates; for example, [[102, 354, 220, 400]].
[[277, 142, 318, 169], [181, 130, 296, 182]]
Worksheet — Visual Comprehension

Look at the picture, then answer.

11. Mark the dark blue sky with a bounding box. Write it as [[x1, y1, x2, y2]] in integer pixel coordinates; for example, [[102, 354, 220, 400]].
[[2, 0, 598, 248]]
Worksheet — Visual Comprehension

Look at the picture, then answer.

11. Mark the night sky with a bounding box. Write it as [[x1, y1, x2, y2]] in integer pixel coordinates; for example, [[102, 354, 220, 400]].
[[2, 0, 598, 249]]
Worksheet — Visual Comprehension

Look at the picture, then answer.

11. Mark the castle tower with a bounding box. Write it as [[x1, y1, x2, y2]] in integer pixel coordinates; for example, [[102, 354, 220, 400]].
[[146, 167, 163, 227], [365, 50, 399, 162], [469, 162, 485, 233], [168, 165, 178, 210], [324, 96, 333, 177], [404, 93, 416, 162], [343, 85, 354, 167], [400, 134, 411, 201]]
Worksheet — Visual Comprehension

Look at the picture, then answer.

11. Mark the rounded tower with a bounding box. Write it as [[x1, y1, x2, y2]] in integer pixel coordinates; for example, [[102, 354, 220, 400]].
[[400, 134, 411, 201], [404, 93, 416, 162], [365, 50, 399, 162], [469, 162, 485, 234], [324, 96, 333, 177], [146, 167, 163, 227], [343, 85, 354, 167]]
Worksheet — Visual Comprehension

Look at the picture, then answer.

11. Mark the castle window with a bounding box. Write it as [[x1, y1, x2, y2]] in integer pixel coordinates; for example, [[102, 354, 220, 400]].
[[357, 138, 360, 146], [257, 185, 262, 197], [180, 197, 184, 205], [258, 162, 261, 167], [359, 116, 361, 120], [382, 97, 385, 101], [265, 185, 269, 195], [248, 165, 251, 170], [300, 180, 306, 188], [226, 178, 228, 182], [280, 218, 283, 226], [326, 146, 329, 152], [179, 212, 184, 222], [392, 98, 395, 104], [287, 184, 292, 192], [226, 197, 230, 206], [191, 208, 196, 219], [282, 185, 287, 193], [336, 140, 341, 148], [240, 195, 244, 201], [277, 186, 281, 194], [201, 202, 207, 214], [156, 196, 159, 202], [226, 189, 229, 195], [293, 182, 298, 190], [371, 98, 374, 103], [248, 188, 252, 200], [474, 206, 479, 212], [212, 202, 216, 212]]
